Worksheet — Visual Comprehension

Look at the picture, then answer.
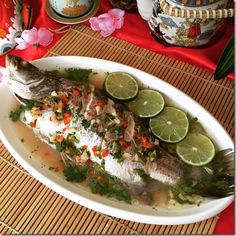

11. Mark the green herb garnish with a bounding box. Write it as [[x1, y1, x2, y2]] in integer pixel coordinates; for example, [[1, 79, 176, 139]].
[[65, 68, 92, 83], [88, 171, 131, 204], [10, 106, 25, 121], [104, 113, 115, 123], [134, 168, 150, 183], [63, 165, 88, 182], [82, 119, 90, 129], [9, 101, 43, 122]]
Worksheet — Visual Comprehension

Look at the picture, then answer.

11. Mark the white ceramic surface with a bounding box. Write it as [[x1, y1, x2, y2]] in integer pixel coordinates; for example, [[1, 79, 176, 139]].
[[137, 0, 154, 20], [0, 56, 233, 225]]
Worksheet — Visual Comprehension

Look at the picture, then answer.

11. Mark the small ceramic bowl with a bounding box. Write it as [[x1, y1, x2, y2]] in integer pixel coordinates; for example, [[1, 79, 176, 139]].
[[0, 0, 23, 55], [49, 0, 93, 18]]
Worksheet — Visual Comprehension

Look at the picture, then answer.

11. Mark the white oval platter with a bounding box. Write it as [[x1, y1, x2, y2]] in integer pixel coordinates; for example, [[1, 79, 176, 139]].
[[0, 56, 233, 225]]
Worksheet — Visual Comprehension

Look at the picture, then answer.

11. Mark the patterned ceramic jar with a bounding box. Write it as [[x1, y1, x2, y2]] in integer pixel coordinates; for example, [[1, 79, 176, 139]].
[[0, 0, 23, 55], [148, 0, 233, 47], [49, 0, 93, 18]]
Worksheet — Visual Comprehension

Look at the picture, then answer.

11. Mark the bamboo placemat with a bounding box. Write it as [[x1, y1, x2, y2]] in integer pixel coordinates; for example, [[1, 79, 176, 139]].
[[0, 24, 234, 234]]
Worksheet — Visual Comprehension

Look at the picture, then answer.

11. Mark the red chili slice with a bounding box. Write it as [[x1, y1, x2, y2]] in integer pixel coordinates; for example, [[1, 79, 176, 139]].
[[96, 101, 103, 107], [101, 149, 109, 158], [72, 88, 81, 96]]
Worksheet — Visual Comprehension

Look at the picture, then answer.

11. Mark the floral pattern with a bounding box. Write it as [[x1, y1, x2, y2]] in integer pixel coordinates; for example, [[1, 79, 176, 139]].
[[0, 0, 23, 55], [149, 0, 228, 47]]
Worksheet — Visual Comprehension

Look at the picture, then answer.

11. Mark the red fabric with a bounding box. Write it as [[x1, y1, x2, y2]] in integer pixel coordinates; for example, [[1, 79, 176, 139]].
[[0, 0, 234, 234]]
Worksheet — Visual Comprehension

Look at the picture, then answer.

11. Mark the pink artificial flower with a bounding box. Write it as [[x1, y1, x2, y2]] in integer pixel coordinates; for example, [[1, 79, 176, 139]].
[[89, 9, 125, 37], [15, 27, 53, 50], [0, 66, 7, 83]]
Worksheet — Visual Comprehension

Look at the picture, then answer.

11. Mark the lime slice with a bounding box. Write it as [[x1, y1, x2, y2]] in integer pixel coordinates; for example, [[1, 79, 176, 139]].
[[176, 133, 215, 166], [104, 72, 139, 101], [128, 89, 165, 118], [149, 107, 189, 143]]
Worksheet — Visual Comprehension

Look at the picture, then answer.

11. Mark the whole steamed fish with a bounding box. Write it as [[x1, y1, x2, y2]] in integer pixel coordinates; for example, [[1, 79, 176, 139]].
[[6, 55, 234, 205]]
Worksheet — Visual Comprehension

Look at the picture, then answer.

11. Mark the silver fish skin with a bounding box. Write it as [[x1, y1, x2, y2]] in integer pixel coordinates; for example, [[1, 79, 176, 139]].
[[7, 55, 183, 187], [6, 54, 74, 101]]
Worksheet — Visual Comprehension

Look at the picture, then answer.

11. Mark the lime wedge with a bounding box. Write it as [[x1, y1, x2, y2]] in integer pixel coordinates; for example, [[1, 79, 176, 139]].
[[104, 72, 139, 101], [176, 133, 215, 166], [149, 107, 189, 143], [128, 89, 165, 118]]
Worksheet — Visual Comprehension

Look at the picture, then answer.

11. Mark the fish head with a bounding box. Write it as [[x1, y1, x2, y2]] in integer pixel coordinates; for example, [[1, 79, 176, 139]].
[[6, 55, 58, 102]]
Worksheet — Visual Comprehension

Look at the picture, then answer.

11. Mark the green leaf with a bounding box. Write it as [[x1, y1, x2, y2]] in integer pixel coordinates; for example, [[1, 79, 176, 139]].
[[9, 106, 24, 122], [63, 165, 88, 183], [65, 68, 92, 83], [9, 101, 42, 122], [214, 37, 234, 80]]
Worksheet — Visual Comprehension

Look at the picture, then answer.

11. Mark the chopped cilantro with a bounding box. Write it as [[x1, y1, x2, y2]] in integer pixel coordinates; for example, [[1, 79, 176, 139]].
[[107, 123, 121, 133], [63, 165, 88, 182], [214, 179, 231, 190], [90, 122, 99, 133], [48, 70, 62, 77], [51, 96, 61, 102], [104, 113, 115, 123], [134, 168, 150, 183], [187, 113, 206, 135], [113, 150, 124, 163], [55, 138, 78, 157], [82, 119, 90, 129], [65, 68, 92, 83], [10, 106, 24, 121], [62, 162, 131, 203], [55, 142, 64, 152], [9, 101, 43, 122], [88, 171, 131, 204]]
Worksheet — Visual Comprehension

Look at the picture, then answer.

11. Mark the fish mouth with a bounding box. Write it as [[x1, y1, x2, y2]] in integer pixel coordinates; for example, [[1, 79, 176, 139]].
[[6, 54, 20, 71], [6, 54, 38, 84], [6, 54, 57, 101]]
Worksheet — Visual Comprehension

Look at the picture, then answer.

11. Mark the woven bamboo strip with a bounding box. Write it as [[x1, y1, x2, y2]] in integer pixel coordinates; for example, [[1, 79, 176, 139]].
[[1, 177, 37, 222], [15, 187, 52, 232], [87, 214, 108, 234], [0, 222, 19, 234], [3, 179, 41, 225], [0, 160, 12, 179], [173, 224, 184, 234], [28, 193, 64, 233], [44, 199, 74, 234], [191, 220, 204, 234], [0, 171, 26, 213], [1, 150, 20, 167], [56, 201, 87, 233], [185, 223, 195, 234], [207, 216, 220, 234], [45, 200, 75, 234], [81, 211, 100, 234], [30, 195, 64, 234], [8, 183, 45, 229], [202, 218, 213, 234]]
